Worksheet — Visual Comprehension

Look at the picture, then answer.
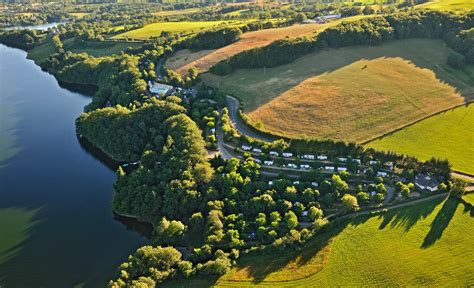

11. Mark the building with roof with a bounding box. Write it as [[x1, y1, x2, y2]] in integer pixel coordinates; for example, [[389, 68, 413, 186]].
[[148, 81, 173, 96], [415, 174, 439, 192]]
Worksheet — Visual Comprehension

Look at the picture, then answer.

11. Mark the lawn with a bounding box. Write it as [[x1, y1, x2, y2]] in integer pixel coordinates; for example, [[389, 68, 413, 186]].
[[165, 197, 474, 287], [202, 39, 474, 143], [416, 0, 474, 13], [27, 38, 143, 64], [464, 193, 474, 205], [112, 21, 243, 40], [366, 104, 474, 175], [166, 16, 366, 75]]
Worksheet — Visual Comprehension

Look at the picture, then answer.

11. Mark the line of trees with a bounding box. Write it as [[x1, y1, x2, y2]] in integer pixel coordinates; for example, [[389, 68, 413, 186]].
[[210, 11, 474, 75]]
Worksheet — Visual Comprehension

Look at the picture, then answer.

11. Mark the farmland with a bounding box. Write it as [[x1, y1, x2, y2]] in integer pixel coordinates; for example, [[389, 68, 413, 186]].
[[152, 8, 201, 17], [27, 39, 143, 64], [166, 16, 366, 75], [202, 39, 474, 143], [165, 197, 474, 287], [366, 104, 474, 175], [112, 21, 243, 40], [416, 0, 474, 13]]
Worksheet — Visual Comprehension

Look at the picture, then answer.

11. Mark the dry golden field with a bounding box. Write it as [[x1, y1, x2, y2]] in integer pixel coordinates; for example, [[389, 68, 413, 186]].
[[165, 17, 366, 75], [203, 39, 474, 143]]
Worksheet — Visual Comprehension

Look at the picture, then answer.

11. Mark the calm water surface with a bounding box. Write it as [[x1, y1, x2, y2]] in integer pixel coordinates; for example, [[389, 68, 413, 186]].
[[0, 43, 147, 287]]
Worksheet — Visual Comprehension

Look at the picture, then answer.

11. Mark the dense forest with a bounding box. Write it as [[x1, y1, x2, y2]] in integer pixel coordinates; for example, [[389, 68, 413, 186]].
[[210, 11, 474, 75]]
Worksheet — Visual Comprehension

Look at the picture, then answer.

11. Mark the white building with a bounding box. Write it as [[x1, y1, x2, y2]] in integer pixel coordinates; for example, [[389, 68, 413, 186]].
[[338, 167, 347, 172], [353, 159, 362, 164], [254, 158, 262, 164], [317, 155, 328, 160], [148, 81, 173, 96], [303, 154, 315, 160], [377, 171, 388, 177], [264, 160, 274, 166], [269, 151, 279, 157], [268, 181, 274, 186], [287, 163, 298, 169], [415, 174, 439, 192], [325, 166, 335, 172], [252, 148, 262, 153], [241, 145, 252, 151], [300, 164, 311, 169], [283, 152, 293, 158], [369, 160, 378, 165], [293, 181, 300, 185], [311, 182, 319, 187], [337, 157, 347, 162]]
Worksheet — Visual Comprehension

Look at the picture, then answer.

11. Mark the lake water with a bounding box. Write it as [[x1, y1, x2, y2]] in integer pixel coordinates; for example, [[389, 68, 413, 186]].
[[0, 44, 148, 287], [4, 22, 66, 31]]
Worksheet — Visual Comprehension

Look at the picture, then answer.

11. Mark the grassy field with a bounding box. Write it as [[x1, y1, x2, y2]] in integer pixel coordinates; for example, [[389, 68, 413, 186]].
[[464, 193, 474, 205], [152, 8, 201, 17], [416, 0, 474, 13], [27, 39, 143, 64], [366, 104, 474, 175], [202, 39, 474, 143], [112, 21, 243, 40], [166, 16, 366, 75], [0, 208, 39, 267], [166, 197, 474, 287], [68, 12, 89, 19]]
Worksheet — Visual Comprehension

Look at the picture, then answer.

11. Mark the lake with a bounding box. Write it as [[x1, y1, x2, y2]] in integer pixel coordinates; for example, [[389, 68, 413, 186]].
[[0, 44, 148, 287]]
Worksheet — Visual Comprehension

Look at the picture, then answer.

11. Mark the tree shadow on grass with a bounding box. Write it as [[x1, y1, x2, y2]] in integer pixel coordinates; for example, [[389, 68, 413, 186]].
[[421, 197, 459, 248], [234, 217, 369, 284], [378, 196, 445, 232], [418, 196, 474, 250]]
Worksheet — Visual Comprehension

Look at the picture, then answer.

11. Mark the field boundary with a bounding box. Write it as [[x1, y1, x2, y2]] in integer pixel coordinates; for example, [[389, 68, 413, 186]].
[[361, 101, 474, 145]]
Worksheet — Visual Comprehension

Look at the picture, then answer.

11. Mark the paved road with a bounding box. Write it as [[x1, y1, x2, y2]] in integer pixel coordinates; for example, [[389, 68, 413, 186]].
[[226, 95, 275, 142], [384, 185, 395, 205]]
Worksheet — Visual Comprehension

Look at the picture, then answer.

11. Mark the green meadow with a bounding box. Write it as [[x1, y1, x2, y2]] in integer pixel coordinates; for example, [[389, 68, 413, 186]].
[[165, 197, 474, 287], [27, 38, 143, 64], [417, 0, 474, 13], [367, 104, 474, 175], [112, 21, 240, 40]]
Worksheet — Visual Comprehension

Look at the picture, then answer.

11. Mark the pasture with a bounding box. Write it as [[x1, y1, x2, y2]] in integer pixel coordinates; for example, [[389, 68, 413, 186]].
[[112, 21, 242, 40], [165, 197, 474, 287], [152, 8, 201, 17], [416, 0, 474, 13], [366, 104, 474, 175], [166, 16, 366, 75], [27, 39, 143, 64], [202, 39, 474, 143]]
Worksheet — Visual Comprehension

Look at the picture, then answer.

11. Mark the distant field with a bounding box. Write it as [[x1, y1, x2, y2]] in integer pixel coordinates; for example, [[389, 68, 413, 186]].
[[112, 21, 242, 40], [68, 12, 89, 18], [166, 197, 474, 287], [27, 38, 142, 64], [366, 104, 474, 175], [166, 16, 366, 75], [203, 39, 474, 142], [152, 8, 201, 17], [416, 0, 474, 13]]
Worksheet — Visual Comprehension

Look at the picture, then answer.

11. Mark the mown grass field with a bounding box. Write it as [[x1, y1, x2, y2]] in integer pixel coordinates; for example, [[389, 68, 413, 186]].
[[416, 0, 474, 13], [166, 16, 366, 75], [464, 193, 474, 205], [112, 21, 244, 40], [165, 197, 474, 287], [203, 39, 474, 143], [366, 104, 474, 175], [27, 38, 143, 64]]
